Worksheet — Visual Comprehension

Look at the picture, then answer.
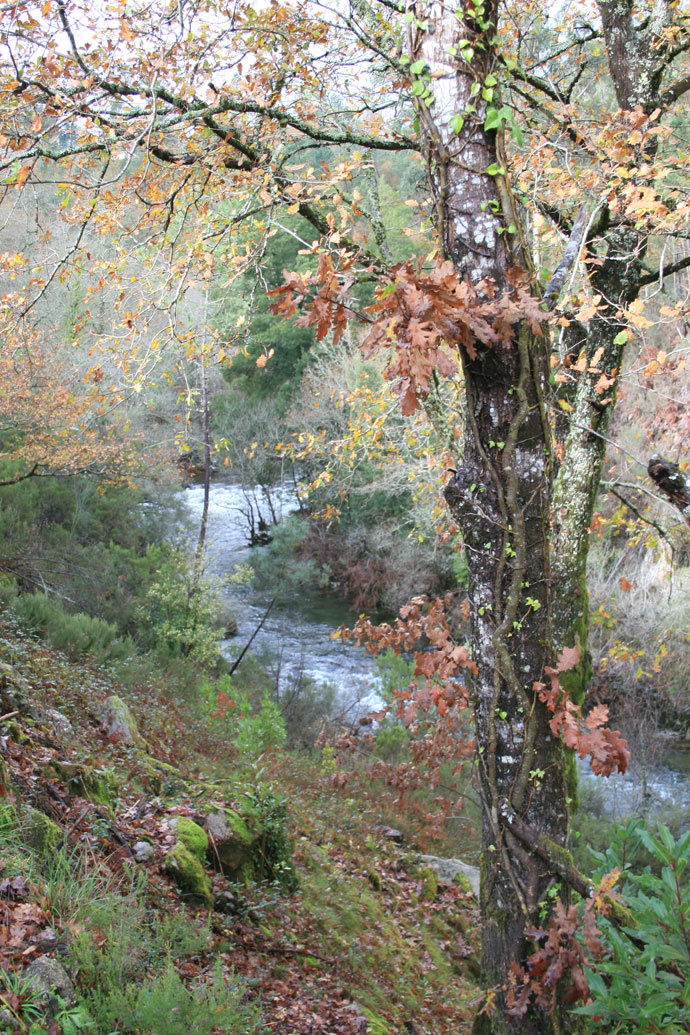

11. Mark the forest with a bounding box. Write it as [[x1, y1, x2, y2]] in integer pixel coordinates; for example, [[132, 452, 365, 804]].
[[1, 0, 690, 1033]]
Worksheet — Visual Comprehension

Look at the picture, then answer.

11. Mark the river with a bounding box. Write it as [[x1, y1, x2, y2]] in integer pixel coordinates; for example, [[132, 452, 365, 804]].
[[183, 479, 690, 818], [182, 480, 383, 720]]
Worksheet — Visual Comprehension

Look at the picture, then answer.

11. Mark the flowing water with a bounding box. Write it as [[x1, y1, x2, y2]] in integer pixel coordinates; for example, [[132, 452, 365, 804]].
[[182, 480, 383, 719], [183, 479, 690, 815]]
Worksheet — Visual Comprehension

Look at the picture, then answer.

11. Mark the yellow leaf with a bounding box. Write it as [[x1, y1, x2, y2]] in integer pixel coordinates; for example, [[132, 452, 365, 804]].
[[287, 202, 300, 214], [256, 354, 267, 368]]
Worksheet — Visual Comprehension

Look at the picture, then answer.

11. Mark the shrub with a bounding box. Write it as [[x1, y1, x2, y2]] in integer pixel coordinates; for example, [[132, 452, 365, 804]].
[[247, 788, 298, 890], [99, 957, 260, 1035], [202, 675, 287, 756], [576, 821, 690, 1034], [11, 592, 134, 662], [140, 550, 222, 667]]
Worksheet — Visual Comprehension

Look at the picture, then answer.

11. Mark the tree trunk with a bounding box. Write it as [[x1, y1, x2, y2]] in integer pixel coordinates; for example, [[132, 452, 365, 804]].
[[409, 4, 568, 1030]]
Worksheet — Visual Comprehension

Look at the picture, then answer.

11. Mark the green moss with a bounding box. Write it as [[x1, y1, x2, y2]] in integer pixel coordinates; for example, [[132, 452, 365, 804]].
[[164, 842, 213, 907], [140, 756, 184, 796], [47, 761, 119, 810], [454, 872, 473, 895], [24, 807, 62, 856], [173, 817, 208, 862], [223, 809, 254, 844], [420, 866, 438, 902]]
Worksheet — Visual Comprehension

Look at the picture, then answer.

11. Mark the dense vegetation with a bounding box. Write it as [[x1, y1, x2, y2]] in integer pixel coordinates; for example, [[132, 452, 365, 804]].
[[1, 0, 690, 1031]]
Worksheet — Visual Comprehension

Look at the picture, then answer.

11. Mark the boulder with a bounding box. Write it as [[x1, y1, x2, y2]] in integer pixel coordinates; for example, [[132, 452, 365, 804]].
[[45, 760, 119, 808], [203, 808, 261, 881], [24, 955, 76, 1005], [165, 842, 213, 907], [41, 707, 73, 740], [99, 695, 146, 749], [168, 816, 208, 862], [415, 854, 480, 897]]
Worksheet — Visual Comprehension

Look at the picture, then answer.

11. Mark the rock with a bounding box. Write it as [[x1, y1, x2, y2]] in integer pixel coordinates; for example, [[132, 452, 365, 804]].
[[24, 807, 63, 857], [168, 816, 208, 862], [24, 955, 76, 1005], [373, 824, 404, 844], [132, 841, 154, 863], [41, 708, 73, 740], [164, 842, 213, 907], [204, 808, 261, 881], [99, 695, 146, 749], [0, 1008, 20, 1031], [0, 661, 30, 712], [415, 854, 480, 897], [214, 602, 238, 638], [45, 761, 118, 808]]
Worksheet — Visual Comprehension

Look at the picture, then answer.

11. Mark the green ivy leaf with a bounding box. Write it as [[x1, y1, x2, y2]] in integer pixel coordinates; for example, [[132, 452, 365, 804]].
[[450, 113, 465, 134]]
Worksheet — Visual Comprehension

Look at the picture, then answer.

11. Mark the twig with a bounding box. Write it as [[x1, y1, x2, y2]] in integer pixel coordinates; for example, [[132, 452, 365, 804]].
[[229, 597, 276, 676], [570, 422, 648, 468], [603, 484, 676, 553]]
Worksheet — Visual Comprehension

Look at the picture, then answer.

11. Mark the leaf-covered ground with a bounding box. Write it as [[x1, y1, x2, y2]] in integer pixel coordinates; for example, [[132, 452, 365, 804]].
[[0, 620, 480, 1034]]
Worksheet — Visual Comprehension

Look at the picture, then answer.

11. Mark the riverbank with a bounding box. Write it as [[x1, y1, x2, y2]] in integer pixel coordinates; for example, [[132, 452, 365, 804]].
[[0, 616, 481, 1034]]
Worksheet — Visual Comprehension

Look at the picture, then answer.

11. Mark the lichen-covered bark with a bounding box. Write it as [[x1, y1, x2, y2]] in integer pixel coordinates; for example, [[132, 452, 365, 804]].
[[551, 225, 642, 696], [409, 4, 568, 1031], [549, 0, 675, 706]]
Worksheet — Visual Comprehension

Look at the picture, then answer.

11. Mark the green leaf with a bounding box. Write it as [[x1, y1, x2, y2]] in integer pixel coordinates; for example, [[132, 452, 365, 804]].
[[484, 109, 502, 131], [486, 163, 505, 176], [409, 59, 426, 75], [411, 81, 426, 96], [485, 73, 498, 86], [482, 87, 494, 101], [450, 113, 465, 134]]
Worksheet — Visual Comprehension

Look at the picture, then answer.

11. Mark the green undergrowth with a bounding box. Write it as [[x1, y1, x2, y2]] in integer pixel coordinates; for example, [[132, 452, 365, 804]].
[[0, 615, 481, 1034]]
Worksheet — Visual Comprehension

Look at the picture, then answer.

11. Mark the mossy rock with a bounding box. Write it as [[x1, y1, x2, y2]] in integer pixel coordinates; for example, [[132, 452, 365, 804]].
[[4, 719, 29, 744], [203, 808, 262, 881], [100, 695, 147, 750], [24, 807, 62, 856], [420, 866, 439, 902], [140, 755, 183, 796], [45, 761, 119, 810], [171, 817, 208, 862], [164, 842, 213, 907]]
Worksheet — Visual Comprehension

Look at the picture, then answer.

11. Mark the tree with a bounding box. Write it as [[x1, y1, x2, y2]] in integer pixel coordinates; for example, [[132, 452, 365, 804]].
[[2, 2, 689, 1031]]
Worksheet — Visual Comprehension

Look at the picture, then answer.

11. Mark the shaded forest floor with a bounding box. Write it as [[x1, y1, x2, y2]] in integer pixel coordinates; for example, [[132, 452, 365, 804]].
[[0, 618, 481, 1034]]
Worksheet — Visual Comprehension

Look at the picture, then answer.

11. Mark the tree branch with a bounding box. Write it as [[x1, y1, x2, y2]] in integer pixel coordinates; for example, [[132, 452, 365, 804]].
[[638, 251, 690, 287]]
